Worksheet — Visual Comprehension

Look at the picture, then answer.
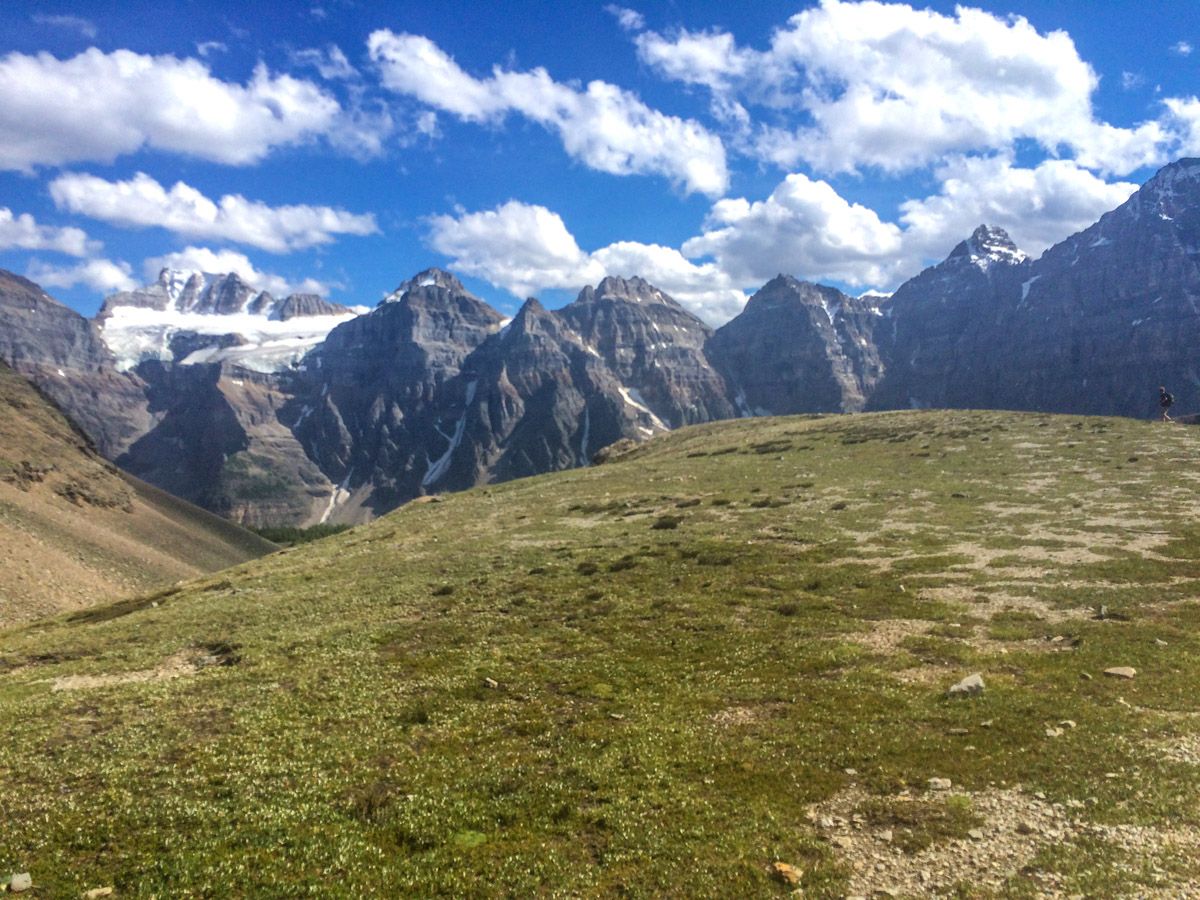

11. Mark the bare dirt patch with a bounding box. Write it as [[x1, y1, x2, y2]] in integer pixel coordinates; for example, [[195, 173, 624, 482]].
[[50, 645, 237, 692]]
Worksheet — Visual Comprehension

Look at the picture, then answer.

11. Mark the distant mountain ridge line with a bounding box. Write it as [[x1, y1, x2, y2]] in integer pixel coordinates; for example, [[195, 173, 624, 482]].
[[1, 156, 1198, 526]]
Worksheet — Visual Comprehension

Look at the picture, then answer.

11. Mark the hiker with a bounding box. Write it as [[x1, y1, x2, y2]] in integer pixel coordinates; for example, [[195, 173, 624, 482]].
[[1159, 386, 1174, 422]]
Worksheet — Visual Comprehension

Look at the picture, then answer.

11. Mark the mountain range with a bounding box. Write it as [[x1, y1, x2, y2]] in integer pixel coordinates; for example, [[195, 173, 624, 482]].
[[2, 157, 1198, 526]]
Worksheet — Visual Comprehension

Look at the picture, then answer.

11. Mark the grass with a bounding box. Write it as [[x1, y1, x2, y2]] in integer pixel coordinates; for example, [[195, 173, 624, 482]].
[[2, 409, 1200, 896]]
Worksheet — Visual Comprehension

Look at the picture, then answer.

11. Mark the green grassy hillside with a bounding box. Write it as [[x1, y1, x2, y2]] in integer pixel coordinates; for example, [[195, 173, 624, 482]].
[[3, 410, 1200, 896]]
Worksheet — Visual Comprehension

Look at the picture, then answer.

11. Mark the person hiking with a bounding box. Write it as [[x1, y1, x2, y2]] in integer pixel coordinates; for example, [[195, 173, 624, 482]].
[[1159, 386, 1175, 422]]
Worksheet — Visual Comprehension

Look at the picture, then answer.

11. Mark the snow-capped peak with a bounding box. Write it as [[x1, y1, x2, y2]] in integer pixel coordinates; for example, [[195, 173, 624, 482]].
[[97, 270, 362, 374], [383, 267, 466, 303], [948, 225, 1027, 271]]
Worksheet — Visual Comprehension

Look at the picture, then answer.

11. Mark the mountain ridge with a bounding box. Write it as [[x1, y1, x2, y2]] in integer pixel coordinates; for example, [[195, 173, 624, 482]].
[[2, 158, 1199, 524]]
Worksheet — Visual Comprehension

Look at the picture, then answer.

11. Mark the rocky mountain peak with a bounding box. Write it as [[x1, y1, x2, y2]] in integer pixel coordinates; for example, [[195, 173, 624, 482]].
[[588, 274, 682, 308], [947, 225, 1028, 270], [748, 275, 848, 315], [384, 268, 467, 304], [1141, 157, 1200, 198]]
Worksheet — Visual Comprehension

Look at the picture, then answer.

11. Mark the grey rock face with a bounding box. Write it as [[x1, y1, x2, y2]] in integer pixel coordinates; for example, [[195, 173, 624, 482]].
[[272, 293, 349, 320], [560, 276, 735, 426], [872, 161, 1200, 418], [431, 297, 635, 490], [707, 275, 883, 414], [288, 269, 505, 516], [868, 226, 1032, 411], [0, 270, 152, 457]]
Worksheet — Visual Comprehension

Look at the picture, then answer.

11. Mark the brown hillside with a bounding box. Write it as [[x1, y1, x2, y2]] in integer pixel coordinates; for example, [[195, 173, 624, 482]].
[[0, 361, 275, 624]]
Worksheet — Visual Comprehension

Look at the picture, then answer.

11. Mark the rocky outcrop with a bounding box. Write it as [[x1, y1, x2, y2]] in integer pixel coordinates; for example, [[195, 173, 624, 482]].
[[707, 276, 883, 414], [0, 270, 152, 458]]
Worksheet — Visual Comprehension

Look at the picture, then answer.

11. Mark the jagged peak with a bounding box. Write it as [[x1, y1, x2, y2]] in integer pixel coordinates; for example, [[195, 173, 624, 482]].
[[946, 225, 1027, 270], [383, 267, 467, 303], [587, 275, 681, 307], [1138, 157, 1200, 206]]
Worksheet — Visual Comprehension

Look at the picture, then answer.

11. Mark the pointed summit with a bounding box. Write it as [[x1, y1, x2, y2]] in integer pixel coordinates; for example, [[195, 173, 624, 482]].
[[947, 225, 1027, 269], [383, 268, 467, 304]]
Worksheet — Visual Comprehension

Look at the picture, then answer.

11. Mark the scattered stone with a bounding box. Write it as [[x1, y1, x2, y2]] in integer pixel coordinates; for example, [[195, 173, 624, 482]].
[[968, 828, 985, 840], [83, 890, 114, 899], [948, 673, 985, 697], [1079, 672, 1093, 681], [608, 713, 625, 720], [1046, 727, 1064, 738], [928, 777, 953, 791], [483, 677, 500, 689], [1104, 667, 1137, 680], [878, 829, 894, 843], [833, 835, 855, 849], [948, 727, 970, 736], [770, 861, 802, 886], [1155, 639, 1169, 647], [1059, 720, 1077, 729], [8, 873, 31, 893], [980, 719, 993, 728], [844, 767, 858, 775], [1016, 821, 1037, 835]]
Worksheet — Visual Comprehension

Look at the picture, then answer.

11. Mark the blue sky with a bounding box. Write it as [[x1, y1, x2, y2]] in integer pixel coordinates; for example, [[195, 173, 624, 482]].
[[0, 1, 1196, 322]]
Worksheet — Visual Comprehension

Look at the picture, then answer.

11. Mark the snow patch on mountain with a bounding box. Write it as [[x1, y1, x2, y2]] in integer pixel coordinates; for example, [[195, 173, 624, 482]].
[[101, 304, 360, 373]]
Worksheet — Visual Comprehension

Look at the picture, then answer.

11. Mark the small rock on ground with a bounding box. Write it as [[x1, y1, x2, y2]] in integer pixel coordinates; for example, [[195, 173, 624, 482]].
[[8, 873, 32, 893], [1104, 667, 1137, 679]]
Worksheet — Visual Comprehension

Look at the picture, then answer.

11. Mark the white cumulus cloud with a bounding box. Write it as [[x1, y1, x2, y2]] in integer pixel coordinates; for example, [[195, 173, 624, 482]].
[[368, 29, 728, 196], [628, 0, 1176, 177], [144, 247, 332, 297], [0, 208, 97, 256], [682, 173, 904, 287], [428, 201, 602, 298], [0, 48, 341, 172], [50, 172, 378, 253], [27, 257, 138, 293]]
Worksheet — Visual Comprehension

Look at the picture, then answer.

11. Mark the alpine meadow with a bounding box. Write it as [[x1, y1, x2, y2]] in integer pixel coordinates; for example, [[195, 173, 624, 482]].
[[4, 1, 1200, 897]]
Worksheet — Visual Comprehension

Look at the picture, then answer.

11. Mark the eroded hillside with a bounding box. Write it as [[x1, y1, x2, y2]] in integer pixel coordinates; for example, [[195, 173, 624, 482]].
[[0, 361, 275, 624], [2, 410, 1200, 896]]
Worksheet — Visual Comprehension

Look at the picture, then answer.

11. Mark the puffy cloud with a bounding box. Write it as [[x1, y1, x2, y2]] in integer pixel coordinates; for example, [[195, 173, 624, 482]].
[[0, 208, 97, 256], [144, 247, 331, 297], [428, 201, 602, 297], [1165, 97, 1200, 155], [368, 30, 728, 196], [898, 156, 1138, 263], [50, 172, 378, 253], [682, 173, 904, 287], [427, 200, 747, 322], [629, 0, 1173, 176], [0, 48, 340, 172], [1173, 41, 1194, 56], [27, 257, 137, 293]]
